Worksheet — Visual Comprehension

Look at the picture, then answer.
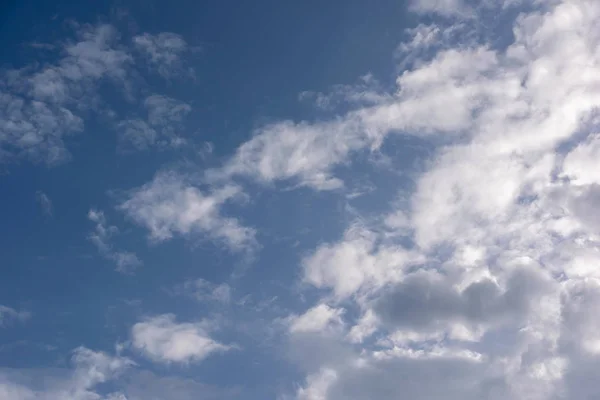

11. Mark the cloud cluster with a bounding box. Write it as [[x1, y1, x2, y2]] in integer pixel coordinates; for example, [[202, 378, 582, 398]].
[[0, 24, 129, 165], [272, 0, 600, 399], [0, 25, 190, 165]]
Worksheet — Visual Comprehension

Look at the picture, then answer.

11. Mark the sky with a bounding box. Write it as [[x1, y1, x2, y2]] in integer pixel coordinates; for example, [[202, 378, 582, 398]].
[[1, 0, 600, 399]]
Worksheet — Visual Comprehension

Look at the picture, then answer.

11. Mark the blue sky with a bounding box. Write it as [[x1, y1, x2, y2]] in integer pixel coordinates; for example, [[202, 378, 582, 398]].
[[2, 0, 600, 399]]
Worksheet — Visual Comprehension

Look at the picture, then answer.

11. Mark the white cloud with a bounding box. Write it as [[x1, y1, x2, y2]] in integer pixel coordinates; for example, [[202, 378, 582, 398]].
[[0, 347, 132, 400], [0, 24, 131, 165], [296, 368, 338, 400], [283, 1, 600, 399], [302, 225, 423, 299], [209, 35, 515, 192], [408, 0, 469, 16], [133, 32, 189, 78], [289, 304, 345, 335], [211, 117, 376, 190], [131, 314, 231, 364], [299, 74, 390, 112], [119, 171, 256, 251], [0, 305, 30, 327], [0, 352, 238, 400], [88, 209, 142, 274], [562, 133, 600, 186]]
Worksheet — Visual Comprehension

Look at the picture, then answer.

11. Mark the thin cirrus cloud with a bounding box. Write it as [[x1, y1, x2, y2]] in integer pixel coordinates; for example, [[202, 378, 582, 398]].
[[0, 347, 132, 400], [88, 209, 142, 274], [118, 94, 191, 151], [175, 278, 233, 304], [0, 305, 30, 327], [35, 191, 52, 216], [133, 32, 190, 78]]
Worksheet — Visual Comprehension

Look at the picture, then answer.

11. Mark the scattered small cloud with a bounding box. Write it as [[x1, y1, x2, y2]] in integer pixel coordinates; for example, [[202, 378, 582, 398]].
[[119, 171, 256, 252], [131, 314, 233, 364], [0, 23, 135, 165], [133, 32, 190, 78], [118, 94, 191, 151], [88, 209, 142, 274], [175, 278, 232, 304], [0, 305, 31, 327], [35, 191, 52, 216]]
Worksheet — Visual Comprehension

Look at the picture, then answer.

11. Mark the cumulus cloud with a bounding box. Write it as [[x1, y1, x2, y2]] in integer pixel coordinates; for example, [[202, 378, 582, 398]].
[[119, 171, 256, 251], [562, 133, 600, 186], [88, 209, 142, 274], [373, 267, 552, 342], [302, 225, 424, 299], [131, 314, 232, 364], [277, 0, 600, 399]]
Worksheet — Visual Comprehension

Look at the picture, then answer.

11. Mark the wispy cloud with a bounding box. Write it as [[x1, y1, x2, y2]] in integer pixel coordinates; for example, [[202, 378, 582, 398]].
[[119, 171, 256, 252], [0, 24, 195, 166], [0, 305, 30, 327], [0, 347, 132, 400], [35, 191, 52, 216], [133, 32, 190, 78], [118, 94, 191, 151], [88, 209, 142, 274], [175, 278, 232, 304], [0, 24, 130, 165]]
